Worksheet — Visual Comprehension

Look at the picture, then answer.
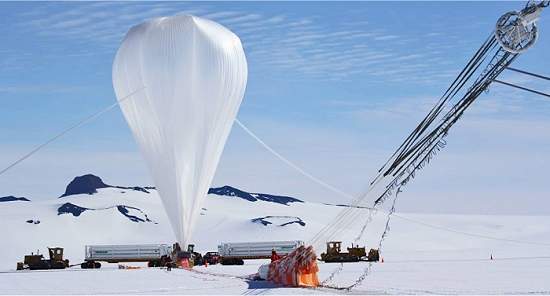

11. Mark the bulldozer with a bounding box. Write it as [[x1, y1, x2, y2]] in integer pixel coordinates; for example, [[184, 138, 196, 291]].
[[320, 241, 361, 262], [320, 241, 380, 263], [367, 248, 380, 262], [172, 243, 202, 268], [17, 247, 70, 270]]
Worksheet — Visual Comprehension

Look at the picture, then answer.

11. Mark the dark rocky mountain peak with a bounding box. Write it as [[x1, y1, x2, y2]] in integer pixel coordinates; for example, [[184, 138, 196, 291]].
[[208, 185, 303, 205], [60, 174, 153, 198], [60, 174, 109, 197], [0, 196, 30, 202]]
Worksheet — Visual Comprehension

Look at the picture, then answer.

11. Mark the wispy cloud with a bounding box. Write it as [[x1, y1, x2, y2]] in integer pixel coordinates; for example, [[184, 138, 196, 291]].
[[219, 13, 262, 25], [8, 3, 462, 83], [373, 35, 399, 41], [0, 84, 88, 94]]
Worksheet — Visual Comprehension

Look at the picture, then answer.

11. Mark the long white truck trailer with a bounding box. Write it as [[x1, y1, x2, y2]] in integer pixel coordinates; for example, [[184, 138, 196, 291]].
[[218, 240, 304, 265], [82, 244, 173, 269]]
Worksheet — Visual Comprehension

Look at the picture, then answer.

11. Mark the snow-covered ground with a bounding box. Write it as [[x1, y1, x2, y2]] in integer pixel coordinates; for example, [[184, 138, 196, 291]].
[[1, 175, 550, 294], [2, 258, 550, 295]]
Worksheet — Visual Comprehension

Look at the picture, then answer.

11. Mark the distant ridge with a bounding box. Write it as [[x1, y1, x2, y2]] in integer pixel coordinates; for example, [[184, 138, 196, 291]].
[[60, 174, 109, 197], [251, 215, 306, 227], [57, 202, 89, 216], [57, 202, 155, 223], [208, 185, 303, 205], [0, 196, 30, 202], [60, 174, 154, 198], [55, 174, 303, 206]]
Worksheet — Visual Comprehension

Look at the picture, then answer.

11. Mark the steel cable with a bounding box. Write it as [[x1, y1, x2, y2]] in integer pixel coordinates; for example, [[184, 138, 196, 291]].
[[0, 86, 146, 177]]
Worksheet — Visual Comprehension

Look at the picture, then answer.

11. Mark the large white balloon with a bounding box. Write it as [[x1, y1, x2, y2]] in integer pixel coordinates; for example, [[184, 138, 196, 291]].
[[112, 15, 247, 246]]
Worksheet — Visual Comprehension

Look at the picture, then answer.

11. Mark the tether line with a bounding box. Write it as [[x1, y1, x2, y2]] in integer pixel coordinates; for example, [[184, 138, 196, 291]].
[[0, 86, 146, 177]]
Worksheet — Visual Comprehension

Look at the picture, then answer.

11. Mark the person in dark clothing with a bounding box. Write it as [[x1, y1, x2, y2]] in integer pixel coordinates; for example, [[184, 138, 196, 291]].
[[271, 249, 281, 262]]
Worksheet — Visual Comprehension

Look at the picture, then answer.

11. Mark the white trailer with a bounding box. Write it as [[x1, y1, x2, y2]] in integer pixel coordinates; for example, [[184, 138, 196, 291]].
[[82, 244, 173, 269], [218, 241, 304, 265]]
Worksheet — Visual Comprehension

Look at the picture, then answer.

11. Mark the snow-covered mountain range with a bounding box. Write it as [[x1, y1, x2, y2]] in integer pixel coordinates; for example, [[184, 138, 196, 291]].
[[2, 174, 307, 226], [2, 173, 550, 274], [0, 174, 356, 270]]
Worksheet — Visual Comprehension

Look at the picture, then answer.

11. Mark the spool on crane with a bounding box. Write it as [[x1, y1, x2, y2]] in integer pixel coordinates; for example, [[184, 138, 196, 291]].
[[495, 1, 549, 53]]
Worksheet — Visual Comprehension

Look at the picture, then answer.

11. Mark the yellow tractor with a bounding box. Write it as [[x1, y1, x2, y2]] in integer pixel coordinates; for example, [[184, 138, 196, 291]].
[[367, 248, 380, 262], [17, 247, 70, 270], [321, 241, 361, 262], [320, 241, 380, 263], [171, 242, 199, 268]]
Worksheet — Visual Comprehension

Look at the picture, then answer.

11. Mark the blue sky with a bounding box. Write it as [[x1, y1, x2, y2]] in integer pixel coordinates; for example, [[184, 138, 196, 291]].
[[1, 1, 549, 214]]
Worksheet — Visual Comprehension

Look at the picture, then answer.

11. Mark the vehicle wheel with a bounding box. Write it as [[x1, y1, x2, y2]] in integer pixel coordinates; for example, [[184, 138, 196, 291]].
[[94, 262, 101, 269], [222, 258, 242, 265], [160, 256, 168, 267]]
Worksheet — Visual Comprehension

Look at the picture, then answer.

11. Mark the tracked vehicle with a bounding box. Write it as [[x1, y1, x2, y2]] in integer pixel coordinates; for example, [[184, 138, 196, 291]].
[[320, 241, 379, 263], [17, 247, 70, 270]]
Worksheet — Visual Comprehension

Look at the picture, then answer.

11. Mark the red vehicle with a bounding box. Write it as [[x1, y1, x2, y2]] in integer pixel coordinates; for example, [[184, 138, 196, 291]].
[[203, 252, 221, 265]]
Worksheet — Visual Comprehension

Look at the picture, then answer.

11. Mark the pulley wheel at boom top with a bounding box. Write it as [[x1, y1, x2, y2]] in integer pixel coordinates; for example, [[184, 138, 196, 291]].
[[495, 1, 549, 53]]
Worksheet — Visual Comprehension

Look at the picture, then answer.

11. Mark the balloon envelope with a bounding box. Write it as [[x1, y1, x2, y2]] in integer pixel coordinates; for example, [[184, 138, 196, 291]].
[[112, 15, 247, 246]]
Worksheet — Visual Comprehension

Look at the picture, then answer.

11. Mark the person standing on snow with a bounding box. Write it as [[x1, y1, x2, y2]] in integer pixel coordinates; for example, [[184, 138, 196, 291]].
[[271, 249, 281, 262]]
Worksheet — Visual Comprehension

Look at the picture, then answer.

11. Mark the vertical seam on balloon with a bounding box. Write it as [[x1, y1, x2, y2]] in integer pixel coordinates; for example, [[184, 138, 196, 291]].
[[176, 20, 187, 245]]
